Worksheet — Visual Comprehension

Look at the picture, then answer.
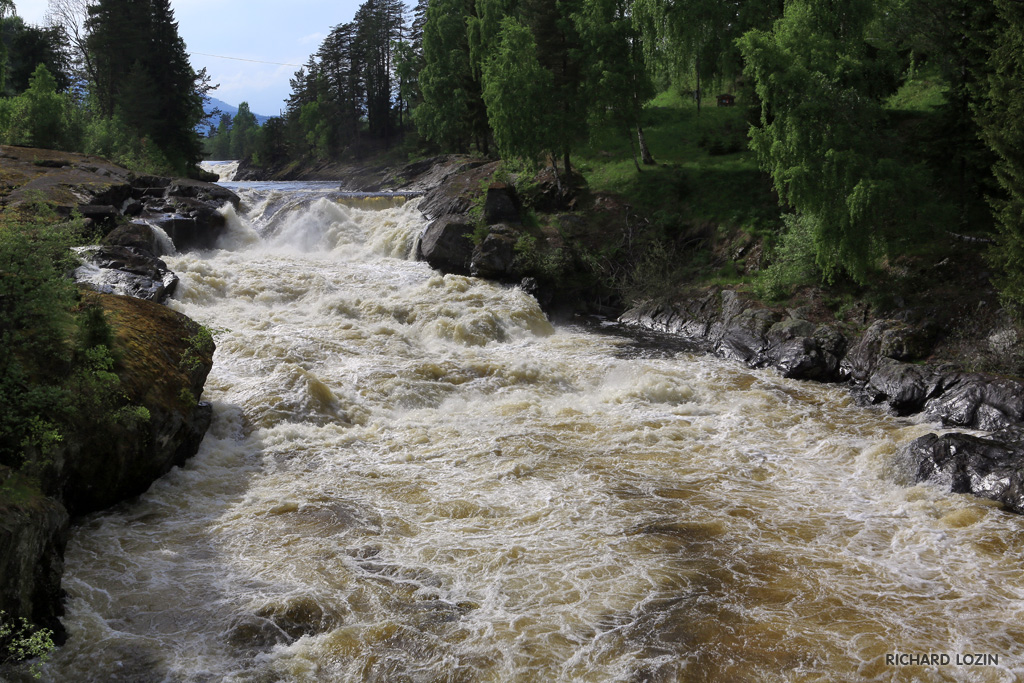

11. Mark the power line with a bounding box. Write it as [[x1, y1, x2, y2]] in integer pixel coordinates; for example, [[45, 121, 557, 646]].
[[190, 52, 302, 67]]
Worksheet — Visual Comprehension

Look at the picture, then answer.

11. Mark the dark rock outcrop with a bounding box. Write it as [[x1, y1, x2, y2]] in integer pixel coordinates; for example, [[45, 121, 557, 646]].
[[1, 145, 238, 254], [906, 428, 1024, 513], [418, 218, 475, 275], [0, 492, 69, 641], [483, 183, 522, 225], [55, 291, 215, 515], [470, 225, 518, 281]]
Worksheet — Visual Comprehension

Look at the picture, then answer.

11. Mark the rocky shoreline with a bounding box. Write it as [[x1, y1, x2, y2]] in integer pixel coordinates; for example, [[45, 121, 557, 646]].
[[395, 157, 1024, 517], [619, 292, 1024, 513], [1, 146, 226, 643]]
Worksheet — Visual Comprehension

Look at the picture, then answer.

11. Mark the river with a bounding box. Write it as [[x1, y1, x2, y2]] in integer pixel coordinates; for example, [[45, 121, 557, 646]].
[[28, 181, 1024, 682]]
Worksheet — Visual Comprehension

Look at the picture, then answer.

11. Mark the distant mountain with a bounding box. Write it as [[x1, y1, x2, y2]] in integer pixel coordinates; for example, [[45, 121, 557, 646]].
[[203, 97, 274, 127]]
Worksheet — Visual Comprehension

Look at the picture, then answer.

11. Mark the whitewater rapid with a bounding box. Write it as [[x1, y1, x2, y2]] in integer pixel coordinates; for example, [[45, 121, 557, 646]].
[[24, 184, 1024, 682]]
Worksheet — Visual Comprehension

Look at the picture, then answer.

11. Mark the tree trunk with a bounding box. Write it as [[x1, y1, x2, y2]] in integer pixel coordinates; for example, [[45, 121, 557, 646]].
[[695, 56, 702, 116], [550, 153, 563, 194], [629, 126, 642, 173], [637, 124, 656, 165]]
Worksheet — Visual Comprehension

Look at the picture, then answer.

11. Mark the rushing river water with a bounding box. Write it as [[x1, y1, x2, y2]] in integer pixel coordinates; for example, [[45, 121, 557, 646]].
[[26, 182, 1024, 682]]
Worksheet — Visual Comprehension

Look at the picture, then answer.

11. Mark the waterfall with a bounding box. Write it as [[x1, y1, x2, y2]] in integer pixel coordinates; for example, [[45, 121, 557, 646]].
[[28, 183, 1024, 683]]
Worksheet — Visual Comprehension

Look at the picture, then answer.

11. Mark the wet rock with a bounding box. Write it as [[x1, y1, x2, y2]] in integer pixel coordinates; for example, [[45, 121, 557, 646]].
[[142, 197, 227, 252], [226, 615, 292, 650], [255, 597, 338, 640], [75, 245, 179, 302], [418, 218, 475, 275], [907, 427, 1024, 513], [924, 374, 1024, 431], [716, 305, 779, 363], [470, 225, 518, 280], [101, 223, 167, 257], [841, 319, 934, 382], [483, 183, 522, 225], [764, 336, 842, 382]]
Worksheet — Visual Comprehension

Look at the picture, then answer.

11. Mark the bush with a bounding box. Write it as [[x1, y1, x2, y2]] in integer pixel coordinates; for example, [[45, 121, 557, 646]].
[[754, 213, 820, 300], [0, 610, 54, 678]]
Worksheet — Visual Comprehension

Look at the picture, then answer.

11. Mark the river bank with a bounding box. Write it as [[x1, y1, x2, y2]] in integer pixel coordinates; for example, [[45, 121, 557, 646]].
[[0, 146, 223, 647], [237, 152, 1024, 515]]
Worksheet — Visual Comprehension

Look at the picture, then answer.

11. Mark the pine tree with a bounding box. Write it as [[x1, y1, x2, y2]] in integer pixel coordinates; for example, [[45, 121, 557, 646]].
[[85, 0, 208, 170]]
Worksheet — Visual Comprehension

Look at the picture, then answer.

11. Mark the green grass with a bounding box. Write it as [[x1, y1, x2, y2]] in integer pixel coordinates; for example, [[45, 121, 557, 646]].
[[577, 92, 778, 232], [885, 65, 949, 112]]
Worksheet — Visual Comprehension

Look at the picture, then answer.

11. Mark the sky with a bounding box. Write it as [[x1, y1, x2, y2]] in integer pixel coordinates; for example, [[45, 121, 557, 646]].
[[12, 0, 364, 116]]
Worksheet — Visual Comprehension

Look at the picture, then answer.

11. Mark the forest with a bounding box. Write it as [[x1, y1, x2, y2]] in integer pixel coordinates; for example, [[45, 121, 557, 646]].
[[1, 0, 1024, 306]]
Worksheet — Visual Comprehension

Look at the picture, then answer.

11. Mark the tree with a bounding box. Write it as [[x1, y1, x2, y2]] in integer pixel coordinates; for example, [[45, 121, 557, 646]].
[[85, 0, 209, 171], [518, 0, 589, 176], [481, 16, 552, 164], [979, 0, 1024, 310], [414, 0, 487, 152], [229, 101, 258, 160], [739, 0, 914, 284], [576, 0, 656, 169], [0, 0, 13, 92], [45, 0, 94, 92], [23, 63, 67, 148]]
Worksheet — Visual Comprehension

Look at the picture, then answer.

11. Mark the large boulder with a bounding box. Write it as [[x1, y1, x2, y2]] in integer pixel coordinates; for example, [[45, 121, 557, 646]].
[[906, 427, 1024, 513], [924, 374, 1024, 431], [470, 225, 519, 281], [418, 218, 475, 275], [55, 292, 215, 515], [483, 183, 522, 225]]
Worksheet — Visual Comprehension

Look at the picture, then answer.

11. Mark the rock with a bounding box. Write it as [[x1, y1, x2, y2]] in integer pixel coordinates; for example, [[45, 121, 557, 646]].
[[841, 319, 934, 382], [56, 292, 215, 515], [142, 197, 228, 252], [102, 222, 167, 257], [906, 427, 1024, 513], [0, 490, 69, 641], [254, 596, 338, 640], [924, 374, 1024, 431], [470, 225, 518, 280], [418, 218, 475, 275], [866, 358, 946, 415], [418, 160, 502, 220], [77, 204, 120, 225], [121, 197, 144, 216], [483, 183, 522, 225], [764, 336, 842, 382], [166, 178, 240, 208], [716, 305, 779, 363], [75, 245, 179, 302]]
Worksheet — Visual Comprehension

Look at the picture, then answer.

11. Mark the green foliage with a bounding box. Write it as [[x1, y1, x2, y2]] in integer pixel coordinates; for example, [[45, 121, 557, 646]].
[[0, 610, 54, 678], [414, 0, 485, 152], [481, 17, 552, 164], [739, 0, 921, 284], [0, 219, 78, 468], [179, 324, 215, 372], [0, 65, 77, 150], [980, 0, 1024, 313], [754, 213, 820, 300], [0, 216, 150, 479]]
